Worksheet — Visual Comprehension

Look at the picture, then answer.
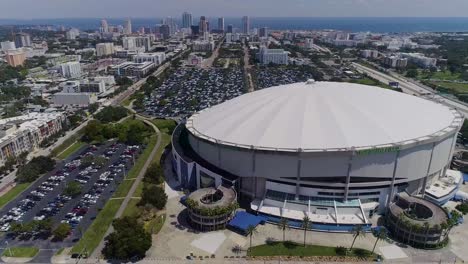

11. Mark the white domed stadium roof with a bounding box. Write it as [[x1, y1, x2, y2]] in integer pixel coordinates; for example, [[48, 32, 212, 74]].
[[186, 81, 462, 152]]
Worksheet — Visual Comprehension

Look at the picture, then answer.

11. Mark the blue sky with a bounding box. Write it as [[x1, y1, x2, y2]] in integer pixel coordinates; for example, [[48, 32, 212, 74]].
[[1, 0, 468, 19]]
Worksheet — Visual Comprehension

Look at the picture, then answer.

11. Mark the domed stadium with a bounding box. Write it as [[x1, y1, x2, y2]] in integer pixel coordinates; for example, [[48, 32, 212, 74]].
[[172, 81, 463, 230]]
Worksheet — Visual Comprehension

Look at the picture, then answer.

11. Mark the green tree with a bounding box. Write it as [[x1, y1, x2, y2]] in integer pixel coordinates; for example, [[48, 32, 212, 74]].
[[301, 216, 312, 246], [63, 181, 82, 198], [278, 217, 289, 242], [143, 163, 164, 184], [372, 228, 387, 254], [138, 185, 167, 210], [350, 225, 366, 250], [53, 223, 71, 240], [246, 225, 258, 252], [102, 216, 151, 260], [83, 120, 104, 142], [88, 103, 99, 114], [405, 69, 418, 78]]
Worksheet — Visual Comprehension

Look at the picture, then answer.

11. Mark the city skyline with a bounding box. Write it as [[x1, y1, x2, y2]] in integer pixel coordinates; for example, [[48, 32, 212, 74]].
[[2, 0, 468, 19]]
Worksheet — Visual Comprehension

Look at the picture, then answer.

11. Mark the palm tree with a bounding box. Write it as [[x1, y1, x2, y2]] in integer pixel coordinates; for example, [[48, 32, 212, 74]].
[[278, 217, 289, 242], [246, 225, 258, 252], [372, 228, 387, 254], [301, 216, 312, 246], [422, 222, 430, 249], [350, 224, 366, 250]]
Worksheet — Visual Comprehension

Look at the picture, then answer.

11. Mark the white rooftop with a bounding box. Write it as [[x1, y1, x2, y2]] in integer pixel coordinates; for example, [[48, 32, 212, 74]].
[[425, 169, 462, 199], [187, 81, 461, 151]]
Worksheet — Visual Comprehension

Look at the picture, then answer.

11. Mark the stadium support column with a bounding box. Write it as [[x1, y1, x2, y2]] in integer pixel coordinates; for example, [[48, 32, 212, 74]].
[[344, 150, 355, 201], [421, 142, 436, 198], [251, 145, 257, 198], [295, 148, 303, 199], [386, 149, 400, 208]]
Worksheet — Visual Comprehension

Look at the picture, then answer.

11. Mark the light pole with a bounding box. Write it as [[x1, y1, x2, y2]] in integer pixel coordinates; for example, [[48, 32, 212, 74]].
[[5, 241, 12, 257]]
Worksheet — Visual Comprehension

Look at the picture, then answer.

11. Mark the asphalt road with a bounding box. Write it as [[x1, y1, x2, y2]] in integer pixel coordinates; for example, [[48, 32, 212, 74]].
[[352, 62, 468, 117]]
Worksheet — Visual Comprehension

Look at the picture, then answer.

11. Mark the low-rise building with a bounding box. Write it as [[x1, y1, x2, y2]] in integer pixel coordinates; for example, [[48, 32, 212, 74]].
[[0, 112, 66, 166], [360, 49, 379, 59], [383, 56, 408, 69], [192, 40, 215, 52], [257, 46, 289, 65], [59, 61, 82, 78], [96, 43, 115, 57], [108, 61, 156, 78], [400, 53, 437, 68], [133, 52, 166, 65]]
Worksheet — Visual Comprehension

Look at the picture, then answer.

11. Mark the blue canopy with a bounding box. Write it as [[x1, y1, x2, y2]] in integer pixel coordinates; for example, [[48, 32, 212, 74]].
[[228, 211, 265, 235]]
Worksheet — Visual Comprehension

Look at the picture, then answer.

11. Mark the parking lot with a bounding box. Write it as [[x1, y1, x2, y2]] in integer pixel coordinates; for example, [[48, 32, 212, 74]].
[[254, 66, 318, 89], [0, 140, 142, 245], [143, 68, 245, 119]]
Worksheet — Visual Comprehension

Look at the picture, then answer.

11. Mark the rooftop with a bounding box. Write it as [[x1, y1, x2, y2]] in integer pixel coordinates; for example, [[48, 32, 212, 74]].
[[187, 81, 462, 152]]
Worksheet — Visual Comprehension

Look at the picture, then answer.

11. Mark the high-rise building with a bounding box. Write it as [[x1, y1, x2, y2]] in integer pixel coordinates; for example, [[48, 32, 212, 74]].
[[5, 50, 26, 67], [59, 61, 82, 78], [96, 43, 114, 57], [66, 28, 80, 40], [199, 16, 208, 34], [227, 24, 233, 33], [101, 19, 109, 33], [163, 17, 177, 35], [259, 27, 268, 38], [242, 16, 250, 34], [159, 25, 170, 39], [1, 41, 16, 51], [182, 12, 193, 28], [14, 33, 31, 48], [124, 18, 132, 35], [123, 37, 136, 50], [218, 17, 225, 32], [190, 25, 200, 36]]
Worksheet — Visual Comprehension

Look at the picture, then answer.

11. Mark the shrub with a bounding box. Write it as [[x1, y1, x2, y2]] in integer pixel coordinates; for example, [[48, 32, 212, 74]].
[[138, 185, 167, 210], [335, 246, 347, 256], [455, 202, 468, 215], [353, 248, 371, 258]]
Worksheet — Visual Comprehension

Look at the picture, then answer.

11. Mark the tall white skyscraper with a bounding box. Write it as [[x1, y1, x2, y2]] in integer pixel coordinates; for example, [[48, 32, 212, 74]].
[[124, 18, 132, 34], [163, 17, 177, 35], [218, 17, 225, 31], [242, 16, 250, 34], [182, 12, 193, 28], [101, 19, 109, 33]]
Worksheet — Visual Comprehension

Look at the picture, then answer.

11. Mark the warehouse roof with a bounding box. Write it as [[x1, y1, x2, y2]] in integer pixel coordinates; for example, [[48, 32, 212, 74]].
[[187, 81, 462, 152]]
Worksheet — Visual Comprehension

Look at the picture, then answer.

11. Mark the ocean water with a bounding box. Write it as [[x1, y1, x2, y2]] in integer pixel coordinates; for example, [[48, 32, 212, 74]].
[[1, 17, 468, 33]]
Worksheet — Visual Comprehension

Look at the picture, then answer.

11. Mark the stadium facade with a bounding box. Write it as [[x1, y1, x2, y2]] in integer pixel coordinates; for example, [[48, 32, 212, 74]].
[[172, 81, 463, 228]]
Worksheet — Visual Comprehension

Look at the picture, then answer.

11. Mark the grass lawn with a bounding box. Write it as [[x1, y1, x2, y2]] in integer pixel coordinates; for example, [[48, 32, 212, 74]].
[[134, 181, 144, 197], [70, 199, 123, 256], [54, 248, 64, 256], [420, 70, 461, 81], [126, 134, 158, 180], [57, 141, 86, 160], [122, 198, 141, 217], [112, 179, 136, 198], [0, 183, 31, 209], [431, 81, 468, 94], [50, 128, 85, 157], [144, 214, 166, 234], [248, 241, 375, 258], [2, 247, 39, 258]]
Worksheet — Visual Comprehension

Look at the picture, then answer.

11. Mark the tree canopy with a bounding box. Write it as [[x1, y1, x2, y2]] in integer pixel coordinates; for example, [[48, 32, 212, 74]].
[[102, 216, 151, 260]]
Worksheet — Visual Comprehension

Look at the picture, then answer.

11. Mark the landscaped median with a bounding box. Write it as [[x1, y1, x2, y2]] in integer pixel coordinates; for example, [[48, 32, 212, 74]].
[[2, 246, 39, 259], [56, 141, 86, 160], [0, 183, 30, 209], [70, 131, 158, 256], [247, 241, 378, 262]]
